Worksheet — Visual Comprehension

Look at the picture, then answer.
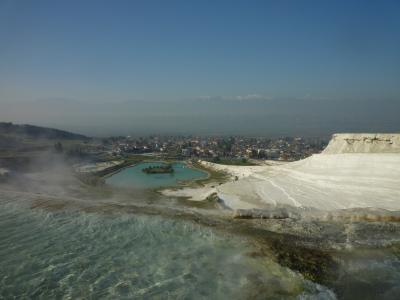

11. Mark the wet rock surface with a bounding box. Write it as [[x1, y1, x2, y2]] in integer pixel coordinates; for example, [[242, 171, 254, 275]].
[[233, 207, 301, 220]]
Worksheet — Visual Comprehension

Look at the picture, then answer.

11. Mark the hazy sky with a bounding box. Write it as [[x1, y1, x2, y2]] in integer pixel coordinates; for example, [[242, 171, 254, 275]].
[[0, 0, 399, 136]]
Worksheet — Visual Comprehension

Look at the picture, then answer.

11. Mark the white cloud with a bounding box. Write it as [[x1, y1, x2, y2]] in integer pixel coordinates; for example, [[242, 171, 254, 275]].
[[233, 94, 272, 101], [195, 94, 272, 101]]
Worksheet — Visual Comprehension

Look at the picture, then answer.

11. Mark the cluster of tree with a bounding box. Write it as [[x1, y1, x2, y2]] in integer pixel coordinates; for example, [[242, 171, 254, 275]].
[[53, 142, 90, 159], [211, 157, 251, 165], [54, 142, 63, 153], [142, 164, 174, 174]]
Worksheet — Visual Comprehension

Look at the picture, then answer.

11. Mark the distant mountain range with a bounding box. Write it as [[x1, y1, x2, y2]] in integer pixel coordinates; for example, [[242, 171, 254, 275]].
[[0, 122, 89, 140]]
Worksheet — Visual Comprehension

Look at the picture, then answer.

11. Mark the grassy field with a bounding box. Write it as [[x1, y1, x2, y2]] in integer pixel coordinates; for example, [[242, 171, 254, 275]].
[[207, 158, 258, 166], [189, 160, 231, 186]]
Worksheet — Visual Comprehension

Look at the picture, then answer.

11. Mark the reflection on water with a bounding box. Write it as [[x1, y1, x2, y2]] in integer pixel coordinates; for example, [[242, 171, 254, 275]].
[[0, 202, 334, 299], [105, 162, 207, 189]]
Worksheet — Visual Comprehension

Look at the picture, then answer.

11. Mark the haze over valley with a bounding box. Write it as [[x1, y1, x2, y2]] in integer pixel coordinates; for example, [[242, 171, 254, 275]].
[[1, 97, 400, 137]]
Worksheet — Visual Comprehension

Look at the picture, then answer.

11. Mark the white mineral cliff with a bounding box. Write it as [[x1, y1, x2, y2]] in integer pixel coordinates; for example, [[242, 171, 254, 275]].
[[322, 133, 400, 154], [169, 134, 400, 211]]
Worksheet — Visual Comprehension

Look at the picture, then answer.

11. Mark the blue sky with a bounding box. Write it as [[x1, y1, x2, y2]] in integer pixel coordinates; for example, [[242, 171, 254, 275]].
[[0, 0, 399, 136]]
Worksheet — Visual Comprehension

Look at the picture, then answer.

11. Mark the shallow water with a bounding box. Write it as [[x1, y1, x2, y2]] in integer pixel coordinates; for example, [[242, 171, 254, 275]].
[[106, 162, 207, 189], [0, 202, 335, 299], [332, 249, 400, 300]]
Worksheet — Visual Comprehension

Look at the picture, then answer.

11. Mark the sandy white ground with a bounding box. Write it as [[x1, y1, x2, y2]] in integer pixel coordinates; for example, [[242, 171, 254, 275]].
[[164, 134, 400, 212]]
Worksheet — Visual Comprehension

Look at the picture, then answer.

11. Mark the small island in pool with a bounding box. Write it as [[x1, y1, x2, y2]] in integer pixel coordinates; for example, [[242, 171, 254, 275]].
[[142, 164, 174, 174]]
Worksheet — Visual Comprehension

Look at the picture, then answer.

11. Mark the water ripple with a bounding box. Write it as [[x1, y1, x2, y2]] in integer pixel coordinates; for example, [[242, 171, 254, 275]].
[[0, 202, 335, 299]]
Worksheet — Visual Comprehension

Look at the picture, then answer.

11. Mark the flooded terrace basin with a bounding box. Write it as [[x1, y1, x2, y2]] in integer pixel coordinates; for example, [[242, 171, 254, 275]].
[[105, 162, 207, 189]]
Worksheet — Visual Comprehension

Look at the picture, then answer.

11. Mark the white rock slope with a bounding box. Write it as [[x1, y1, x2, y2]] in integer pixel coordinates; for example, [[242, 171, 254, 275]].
[[215, 133, 400, 211], [323, 133, 400, 154]]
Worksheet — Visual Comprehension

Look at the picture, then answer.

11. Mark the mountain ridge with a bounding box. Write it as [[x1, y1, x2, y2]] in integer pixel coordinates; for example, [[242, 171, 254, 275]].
[[0, 122, 89, 140]]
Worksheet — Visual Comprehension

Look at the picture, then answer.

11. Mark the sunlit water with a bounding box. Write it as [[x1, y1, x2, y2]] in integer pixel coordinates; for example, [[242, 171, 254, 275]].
[[0, 202, 335, 299], [106, 162, 207, 189]]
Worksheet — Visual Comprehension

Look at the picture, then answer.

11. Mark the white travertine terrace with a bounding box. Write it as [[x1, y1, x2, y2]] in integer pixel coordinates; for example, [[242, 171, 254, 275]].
[[322, 133, 400, 154], [167, 134, 400, 211]]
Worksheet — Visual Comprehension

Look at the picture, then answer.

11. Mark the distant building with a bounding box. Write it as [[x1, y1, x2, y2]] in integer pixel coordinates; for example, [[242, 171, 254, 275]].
[[182, 148, 192, 157]]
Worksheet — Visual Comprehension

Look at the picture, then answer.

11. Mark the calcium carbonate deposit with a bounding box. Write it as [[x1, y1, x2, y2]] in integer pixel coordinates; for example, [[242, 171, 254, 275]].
[[169, 134, 400, 212]]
